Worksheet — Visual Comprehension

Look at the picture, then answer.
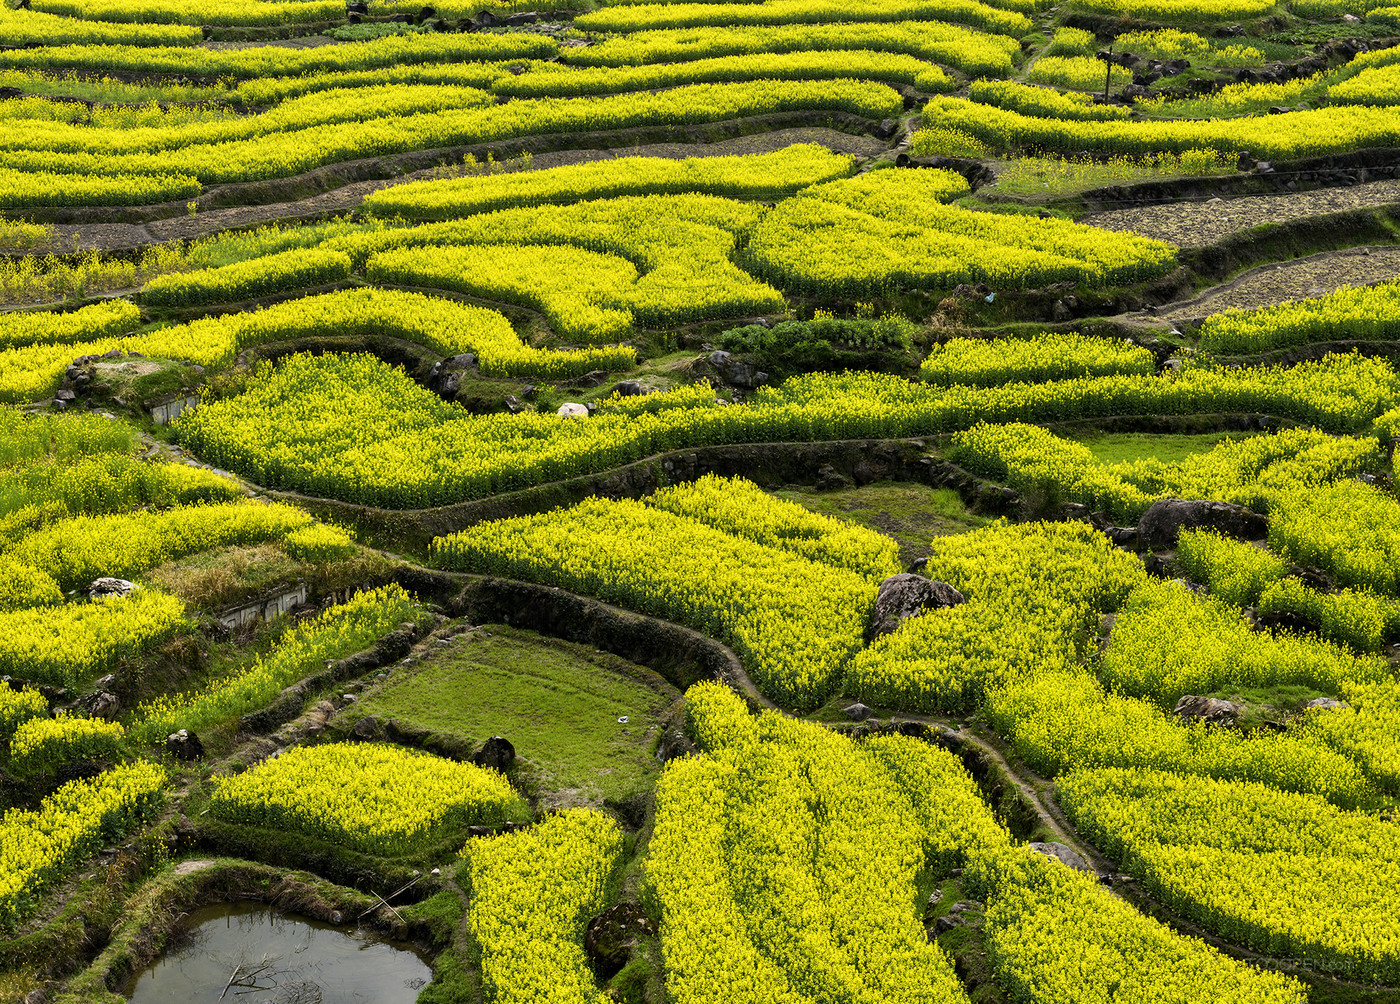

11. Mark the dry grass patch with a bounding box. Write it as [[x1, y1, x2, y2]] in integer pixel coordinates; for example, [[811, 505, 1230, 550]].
[[147, 542, 396, 610]]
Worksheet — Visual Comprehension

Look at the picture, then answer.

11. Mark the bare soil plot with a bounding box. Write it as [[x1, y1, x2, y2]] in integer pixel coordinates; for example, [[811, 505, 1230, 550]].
[[1086, 178, 1400, 248], [1151, 245, 1400, 319]]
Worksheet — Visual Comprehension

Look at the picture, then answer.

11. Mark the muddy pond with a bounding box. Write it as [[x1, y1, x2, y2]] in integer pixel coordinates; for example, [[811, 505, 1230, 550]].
[[125, 902, 432, 1003]]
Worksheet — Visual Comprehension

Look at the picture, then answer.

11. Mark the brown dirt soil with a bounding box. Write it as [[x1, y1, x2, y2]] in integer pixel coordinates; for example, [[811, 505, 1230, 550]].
[[171, 859, 217, 876], [1085, 178, 1400, 247], [202, 35, 338, 50], [1149, 245, 1400, 320], [44, 126, 881, 252]]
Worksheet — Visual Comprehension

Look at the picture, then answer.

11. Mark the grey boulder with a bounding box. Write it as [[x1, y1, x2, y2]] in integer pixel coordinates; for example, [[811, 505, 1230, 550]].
[[166, 729, 205, 761], [706, 350, 768, 388], [1305, 697, 1348, 712], [1028, 841, 1092, 872], [1173, 695, 1246, 727], [473, 735, 516, 772], [1137, 498, 1267, 550], [869, 573, 965, 639], [88, 577, 139, 600]]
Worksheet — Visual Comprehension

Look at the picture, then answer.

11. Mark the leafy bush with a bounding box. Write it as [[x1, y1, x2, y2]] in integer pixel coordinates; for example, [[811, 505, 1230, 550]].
[[718, 315, 916, 377]]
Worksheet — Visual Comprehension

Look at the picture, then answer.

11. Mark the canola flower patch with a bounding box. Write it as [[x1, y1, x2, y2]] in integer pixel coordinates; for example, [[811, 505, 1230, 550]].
[[565, 21, 1021, 78], [368, 243, 640, 343], [210, 742, 527, 855], [0, 456, 238, 546], [983, 668, 1374, 806], [0, 407, 136, 468], [0, 558, 63, 612], [574, 0, 1033, 37], [0, 80, 902, 189], [0, 287, 629, 397], [129, 584, 418, 745], [921, 333, 1154, 386], [980, 844, 1305, 1004], [1198, 281, 1400, 354], [660, 682, 1304, 1003], [0, 760, 165, 929], [465, 809, 623, 1004], [29, 0, 344, 26], [0, 686, 48, 747], [1058, 768, 1400, 983], [648, 683, 985, 1003], [0, 300, 138, 351], [176, 352, 1400, 510], [281, 523, 357, 563], [0, 33, 555, 78], [492, 50, 953, 99], [0, 5, 200, 46], [228, 62, 516, 107], [910, 96, 1400, 161], [139, 247, 352, 308], [3, 83, 497, 162], [336, 193, 788, 329], [6, 500, 313, 590], [432, 496, 874, 710], [1305, 677, 1400, 794], [1065, 0, 1278, 21], [1268, 480, 1400, 596], [1257, 578, 1398, 654], [1111, 428, 1383, 512], [1175, 529, 1287, 606], [1027, 55, 1132, 90], [950, 422, 1156, 520], [742, 171, 1177, 296], [849, 521, 1144, 711], [646, 473, 901, 582], [0, 589, 186, 688], [364, 143, 855, 220], [8, 715, 125, 776], [968, 80, 1132, 121], [1101, 578, 1388, 705], [950, 423, 1384, 521]]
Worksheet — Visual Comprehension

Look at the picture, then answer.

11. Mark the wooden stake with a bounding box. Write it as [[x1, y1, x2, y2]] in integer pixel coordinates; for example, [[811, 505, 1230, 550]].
[[218, 964, 241, 1002], [356, 874, 423, 921]]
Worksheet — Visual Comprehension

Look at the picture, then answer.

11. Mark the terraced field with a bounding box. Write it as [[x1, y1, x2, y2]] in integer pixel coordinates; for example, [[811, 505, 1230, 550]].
[[1, 0, 1399, 1002]]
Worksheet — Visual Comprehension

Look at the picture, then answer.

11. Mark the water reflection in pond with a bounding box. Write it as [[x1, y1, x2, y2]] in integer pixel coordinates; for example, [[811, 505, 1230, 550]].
[[125, 902, 432, 1004]]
